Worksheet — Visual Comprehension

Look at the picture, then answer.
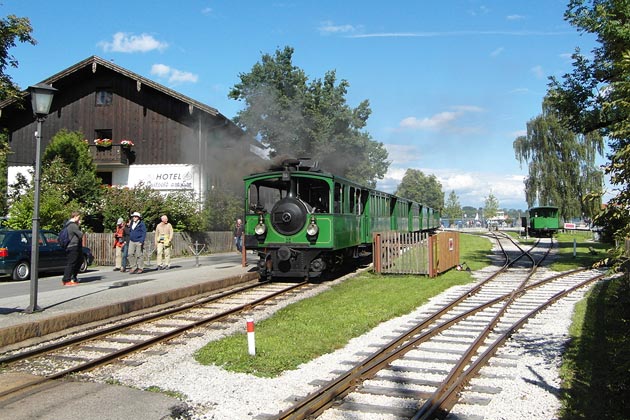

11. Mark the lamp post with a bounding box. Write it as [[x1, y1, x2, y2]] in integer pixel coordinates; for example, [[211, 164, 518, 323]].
[[25, 83, 57, 314]]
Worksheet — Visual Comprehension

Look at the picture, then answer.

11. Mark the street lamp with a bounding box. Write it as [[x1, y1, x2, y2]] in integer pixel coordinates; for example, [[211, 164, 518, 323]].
[[26, 83, 57, 313]]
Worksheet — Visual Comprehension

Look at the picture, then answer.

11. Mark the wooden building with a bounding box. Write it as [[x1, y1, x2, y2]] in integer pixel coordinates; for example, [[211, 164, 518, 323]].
[[0, 55, 262, 199]]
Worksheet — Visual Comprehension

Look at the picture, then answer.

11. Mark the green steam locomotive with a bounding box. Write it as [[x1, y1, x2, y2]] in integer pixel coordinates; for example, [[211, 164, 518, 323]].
[[243, 159, 440, 281]]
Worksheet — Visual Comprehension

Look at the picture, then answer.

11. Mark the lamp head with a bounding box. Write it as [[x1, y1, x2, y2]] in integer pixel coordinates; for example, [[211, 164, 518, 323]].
[[28, 83, 57, 117]]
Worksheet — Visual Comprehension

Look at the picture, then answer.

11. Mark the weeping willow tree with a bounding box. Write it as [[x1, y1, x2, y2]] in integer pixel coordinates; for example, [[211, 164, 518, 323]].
[[513, 99, 604, 221]]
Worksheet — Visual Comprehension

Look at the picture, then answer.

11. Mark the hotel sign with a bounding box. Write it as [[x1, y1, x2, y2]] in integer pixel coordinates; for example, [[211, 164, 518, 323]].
[[128, 165, 197, 191]]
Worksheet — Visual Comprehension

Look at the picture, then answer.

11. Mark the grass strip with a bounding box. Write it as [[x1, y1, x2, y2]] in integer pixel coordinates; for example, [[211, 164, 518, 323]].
[[195, 233, 492, 377]]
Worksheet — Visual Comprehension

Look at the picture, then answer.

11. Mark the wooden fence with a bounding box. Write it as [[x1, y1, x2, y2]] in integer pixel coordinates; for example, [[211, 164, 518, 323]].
[[83, 231, 234, 266], [373, 230, 460, 277], [428, 231, 460, 277], [373, 231, 430, 275]]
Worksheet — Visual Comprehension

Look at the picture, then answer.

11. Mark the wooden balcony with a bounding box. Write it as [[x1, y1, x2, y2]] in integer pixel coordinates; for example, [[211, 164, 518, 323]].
[[88, 145, 129, 165]]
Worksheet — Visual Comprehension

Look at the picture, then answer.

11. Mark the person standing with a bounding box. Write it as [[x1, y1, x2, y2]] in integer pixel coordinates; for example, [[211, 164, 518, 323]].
[[62, 211, 83, 286], [233, 219, 244, 253], [128, 211, 146, 274], [120, 218, 131, 272], [112, 218, 125, 271], [155, 215, 174, 270]]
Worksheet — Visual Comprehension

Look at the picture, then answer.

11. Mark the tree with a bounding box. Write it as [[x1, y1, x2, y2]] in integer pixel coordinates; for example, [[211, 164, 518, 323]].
[[202, 188, 242, 231], [394, 169, 444, 210], [0, 14, 36, 215], [228, 46, 389, 186], [547, 0, 630, 246], [484, 193, 499, 219], [42, 130, 102, 209], [443, 190, 462, 222], [0, 14, 36, 102], [513, 99, 604, 221], [7, 130, 103, 230]]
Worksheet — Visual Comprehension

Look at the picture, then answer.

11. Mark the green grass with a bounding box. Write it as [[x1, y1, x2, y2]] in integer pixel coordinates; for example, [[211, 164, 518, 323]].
[[558, 275, 630, 420], [195, 233, 492, 377], [550, 231, 610, 271]]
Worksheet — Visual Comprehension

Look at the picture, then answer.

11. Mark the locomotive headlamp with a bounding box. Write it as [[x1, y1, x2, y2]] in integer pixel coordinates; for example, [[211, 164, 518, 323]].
[[255, 214, 267, 236], [306, 216, 319, 237]]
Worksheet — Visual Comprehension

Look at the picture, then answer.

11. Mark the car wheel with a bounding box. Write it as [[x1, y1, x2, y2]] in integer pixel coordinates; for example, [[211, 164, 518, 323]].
[[12, 261, 30, 281], [79, 255, 88, 273]]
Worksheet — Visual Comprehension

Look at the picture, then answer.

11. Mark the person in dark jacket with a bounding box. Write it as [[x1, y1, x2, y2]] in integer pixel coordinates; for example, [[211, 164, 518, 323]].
[[62, 211, 83, 286], [120, 218, 131, 272], [127, 211, 147, 274]]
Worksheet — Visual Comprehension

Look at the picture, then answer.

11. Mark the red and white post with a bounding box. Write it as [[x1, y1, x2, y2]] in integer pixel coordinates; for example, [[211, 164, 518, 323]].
[[246, 317, 256, 356]]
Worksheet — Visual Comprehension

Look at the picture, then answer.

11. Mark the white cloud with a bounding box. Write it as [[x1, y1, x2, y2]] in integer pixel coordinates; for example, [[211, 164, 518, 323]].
[[376, 166, 527, 209], [509, 87, 530, 94], [98, 32, 168, 53], [399, 105, 483, 131], [150, 64, 170, 77], [169, 69, 199, 83], [318, 21, 358, 35], [531, 65, 544, 79], [490, 47, 504, 57], [506, 14, 525, 20], [385, 144, 421, 163], [400, 112, 458, 130], [151, 64, 198, 84]]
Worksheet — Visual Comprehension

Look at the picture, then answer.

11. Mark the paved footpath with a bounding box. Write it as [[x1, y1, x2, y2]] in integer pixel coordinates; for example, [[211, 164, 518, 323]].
[[0, 252, 258, 420]]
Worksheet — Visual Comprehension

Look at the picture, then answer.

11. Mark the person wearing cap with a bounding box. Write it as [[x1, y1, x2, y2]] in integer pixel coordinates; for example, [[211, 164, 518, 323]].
[[154, 215, 174, 270], [112, 217, 126, 271], [128, 211, 147, 274]]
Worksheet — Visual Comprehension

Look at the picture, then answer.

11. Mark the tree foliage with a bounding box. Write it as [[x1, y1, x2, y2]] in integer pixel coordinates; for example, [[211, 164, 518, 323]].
[[42, 130, 103, 212], [100, 185, 205, 233], [202, 188, 243, 231], [514, 99, 604, 220], [394, 169, 444, 210], [548, 0, 630, 246], [7, 130, 207, 233], [228, 46, 389, 186], [443, 190, 462, 221], [484, 193, 500, 219], [0, 14, 36, 102], [0, 14, 36, 215]]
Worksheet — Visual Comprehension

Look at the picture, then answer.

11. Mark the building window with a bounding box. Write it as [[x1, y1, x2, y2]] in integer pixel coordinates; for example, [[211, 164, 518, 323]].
[[95, 129, 112, 140], [96, 89, 113, 106], [97, 172, 113, 186]]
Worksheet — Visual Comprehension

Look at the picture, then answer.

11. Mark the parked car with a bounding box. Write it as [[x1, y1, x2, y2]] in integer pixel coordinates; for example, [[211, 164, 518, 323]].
[[0, 229, 94, 281]]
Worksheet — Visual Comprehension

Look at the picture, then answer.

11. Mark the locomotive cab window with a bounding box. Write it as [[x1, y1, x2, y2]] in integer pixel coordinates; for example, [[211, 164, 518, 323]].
[[248, 176, 330, 214]]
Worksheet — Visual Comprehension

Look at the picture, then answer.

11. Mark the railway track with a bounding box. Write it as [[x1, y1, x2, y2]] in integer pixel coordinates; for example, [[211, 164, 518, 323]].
[[271, 234, 606, 420], [0, 281, 315, 400]]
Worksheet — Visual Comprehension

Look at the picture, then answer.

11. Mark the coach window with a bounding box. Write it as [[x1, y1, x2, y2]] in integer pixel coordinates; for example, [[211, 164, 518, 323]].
[[349, 187, 355, 214], [334, 183, 342, 213]]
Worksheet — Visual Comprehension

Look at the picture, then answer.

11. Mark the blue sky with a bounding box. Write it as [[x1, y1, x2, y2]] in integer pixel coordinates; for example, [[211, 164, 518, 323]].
[[4, 0, 601, 211]]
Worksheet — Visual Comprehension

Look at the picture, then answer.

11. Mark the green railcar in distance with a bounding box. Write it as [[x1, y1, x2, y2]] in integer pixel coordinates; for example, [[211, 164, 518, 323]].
[[528, 206, 561, 237], [243, 158, 439, 281]]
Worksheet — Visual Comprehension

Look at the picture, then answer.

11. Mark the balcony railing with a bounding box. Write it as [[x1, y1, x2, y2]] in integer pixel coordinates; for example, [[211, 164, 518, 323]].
[[88, 145, 129, 165]]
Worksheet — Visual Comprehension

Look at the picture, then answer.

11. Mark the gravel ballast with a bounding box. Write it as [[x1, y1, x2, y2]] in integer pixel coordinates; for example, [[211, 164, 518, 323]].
[[85, 262, 594, 420]]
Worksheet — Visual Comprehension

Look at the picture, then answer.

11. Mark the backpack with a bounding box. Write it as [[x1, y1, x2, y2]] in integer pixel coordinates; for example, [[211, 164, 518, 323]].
[[58, 225, 71, 249]]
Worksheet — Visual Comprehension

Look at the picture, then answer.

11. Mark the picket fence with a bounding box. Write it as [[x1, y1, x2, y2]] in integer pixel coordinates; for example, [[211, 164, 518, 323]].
[[373, 230, 460, 277], [83, 231, 234, 266]]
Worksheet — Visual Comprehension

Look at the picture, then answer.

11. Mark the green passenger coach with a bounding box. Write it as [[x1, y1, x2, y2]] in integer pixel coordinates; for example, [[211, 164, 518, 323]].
[[243, 159, 440, 281]]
